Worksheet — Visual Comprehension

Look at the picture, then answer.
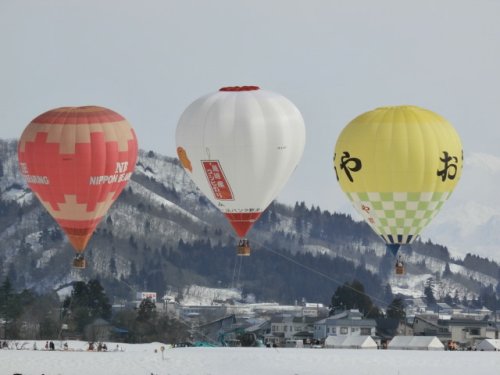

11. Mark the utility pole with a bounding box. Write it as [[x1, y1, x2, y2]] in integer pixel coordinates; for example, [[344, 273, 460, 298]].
[[495, 298, 498, 340]]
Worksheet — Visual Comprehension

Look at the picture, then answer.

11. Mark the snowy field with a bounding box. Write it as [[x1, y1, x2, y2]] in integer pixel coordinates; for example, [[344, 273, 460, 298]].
[[1, 341, 499, 375]]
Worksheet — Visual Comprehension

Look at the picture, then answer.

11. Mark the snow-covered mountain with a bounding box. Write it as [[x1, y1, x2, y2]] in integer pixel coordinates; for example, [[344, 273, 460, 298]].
[[422, 152, 500, 262], [0, 140, 498, 306]]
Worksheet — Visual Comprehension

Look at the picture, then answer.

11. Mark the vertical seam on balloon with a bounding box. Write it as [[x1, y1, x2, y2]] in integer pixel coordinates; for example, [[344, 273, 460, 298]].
[[377, 108, 391, 195], [273, 95, 301, 209], [72, 108, 80, 216], [405, 107, 417, 191], [63, 108, 76, 218], [98, 116, 115, 226], [414, 108, 442, 242], [360, 109, 374, 195], [230, 91, 241, 201], [52, 108, 70, 215], [267, 93, 287, 208], [382, 108, 396, 239], [109, 116, 126, 218], [91, 117, 105, 245], [60, 108, 76, 250], [203, 93, 225, 161], [249, 91, 269, 208], [410, 107, 427, 193], [263, 93, 293, 211], [400, 107, 411, 192], [84, 111, 93, 236], [98, 117, 111, 221], [71, 108, 81, 245], [370, 109, 383, 195], [427, 109, 440, 197], [199, 92, 227, 204]]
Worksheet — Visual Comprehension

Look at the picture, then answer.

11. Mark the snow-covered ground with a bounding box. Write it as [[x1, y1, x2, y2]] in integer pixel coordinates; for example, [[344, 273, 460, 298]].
[[1, 341, 499, 375]]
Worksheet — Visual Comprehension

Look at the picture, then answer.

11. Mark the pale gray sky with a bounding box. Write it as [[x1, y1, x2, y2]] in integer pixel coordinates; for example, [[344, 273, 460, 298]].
[[2, 0, 500, 216]]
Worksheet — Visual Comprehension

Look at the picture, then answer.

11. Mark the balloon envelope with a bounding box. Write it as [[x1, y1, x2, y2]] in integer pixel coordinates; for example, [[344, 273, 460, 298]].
[[334, 105, 462, 254], [18, 106, 138, 253], [176, 86, 306, 237]]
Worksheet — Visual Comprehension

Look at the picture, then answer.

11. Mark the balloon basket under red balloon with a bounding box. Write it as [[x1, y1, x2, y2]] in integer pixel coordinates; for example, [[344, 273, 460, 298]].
[[237, 246, 251, 256], [237, 239, 251, 256], [73, 256, 86, 269]]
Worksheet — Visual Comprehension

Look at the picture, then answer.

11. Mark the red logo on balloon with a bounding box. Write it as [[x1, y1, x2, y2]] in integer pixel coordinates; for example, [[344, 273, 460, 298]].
[[202, 161, 233, 200]]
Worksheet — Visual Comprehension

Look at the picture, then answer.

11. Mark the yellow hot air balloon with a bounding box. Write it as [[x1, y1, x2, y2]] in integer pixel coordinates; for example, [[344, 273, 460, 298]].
[[334, 106, 463, 274]]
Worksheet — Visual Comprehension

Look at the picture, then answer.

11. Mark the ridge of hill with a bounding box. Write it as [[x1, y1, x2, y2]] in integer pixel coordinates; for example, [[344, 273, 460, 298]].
[[0, 139, 498, 307]]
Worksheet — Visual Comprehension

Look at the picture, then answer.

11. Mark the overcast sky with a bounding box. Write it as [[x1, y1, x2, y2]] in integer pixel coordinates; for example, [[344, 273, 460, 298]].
[[2, 0, 500, 217]]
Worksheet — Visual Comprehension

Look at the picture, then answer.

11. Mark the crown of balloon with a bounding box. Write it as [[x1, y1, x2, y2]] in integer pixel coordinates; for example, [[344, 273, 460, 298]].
[[219, 86, 260, 92]]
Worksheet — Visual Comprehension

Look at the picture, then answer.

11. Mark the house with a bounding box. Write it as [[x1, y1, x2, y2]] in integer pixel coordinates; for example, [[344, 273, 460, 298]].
[[442, 318, 496, 346], [302, 303, 329, 317], [435, 302, 454, 315], [325, 335, 377, 349], [375, 318, 413, 340], [314, 309, 376, 341], [412, 314, 496, 347], [177, 305, 228, 322], [412, 314, 451, 342], [388, 336, 444, 350], [266, 315, 316, 346], [196, 314, 237, 345], [403, 297, 427, 316], [473, 306, 493, 319], [243, 318, 271, 339], [476, 339, 500, 351]]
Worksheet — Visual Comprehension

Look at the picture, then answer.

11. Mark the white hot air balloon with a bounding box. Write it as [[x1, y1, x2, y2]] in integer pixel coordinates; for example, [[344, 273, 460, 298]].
[[176, 86, 305, 255]]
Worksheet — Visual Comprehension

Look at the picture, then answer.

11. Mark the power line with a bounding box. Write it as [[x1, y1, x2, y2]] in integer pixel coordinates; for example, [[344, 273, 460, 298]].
[[227, 233, 408, 315]]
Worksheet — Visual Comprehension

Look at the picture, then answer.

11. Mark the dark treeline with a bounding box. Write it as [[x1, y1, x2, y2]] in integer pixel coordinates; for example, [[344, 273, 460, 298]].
[[0, 278, 190, 343], [2, 273, 499, 343]]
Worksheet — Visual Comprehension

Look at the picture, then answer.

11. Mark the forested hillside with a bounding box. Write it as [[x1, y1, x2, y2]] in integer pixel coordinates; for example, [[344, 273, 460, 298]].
[[1, 139, 499, 307]]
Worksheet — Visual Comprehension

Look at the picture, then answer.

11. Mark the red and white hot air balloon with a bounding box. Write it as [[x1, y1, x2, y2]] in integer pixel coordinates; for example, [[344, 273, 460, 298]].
[[18, 106, 138, 268], [176, 86, 305, 255]]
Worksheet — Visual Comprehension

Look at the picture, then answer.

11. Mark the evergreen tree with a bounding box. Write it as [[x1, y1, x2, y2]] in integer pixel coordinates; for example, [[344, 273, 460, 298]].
[[496, 268, 500, 297], [63, 279, 112, 333], [0, 278, 22, 320], [330, 280, 381, 318], [7, 264, 17, 284], [137, 298, 157, 322], [386, 297, 406, 320], [383, 283, 394, 306], [0, 278, 23, 338], [442, 262, 452, 278], [39, 316, 59, 339], [424, 278, 436, 307], [453, 290, 460, 305], [87, 279, 112, 320], [479, 284, 498, 311], [443, 293, 453, 306], [109, 256, 117, 276]]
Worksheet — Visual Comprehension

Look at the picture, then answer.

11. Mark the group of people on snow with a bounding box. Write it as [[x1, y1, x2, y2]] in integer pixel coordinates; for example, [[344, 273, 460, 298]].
[[43, 341, 55, 350], [87, 341, 108, 351]]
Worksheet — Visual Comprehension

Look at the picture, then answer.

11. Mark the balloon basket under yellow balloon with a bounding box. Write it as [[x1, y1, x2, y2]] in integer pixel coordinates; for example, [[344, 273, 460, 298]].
[[395, 264, 405, 275], [72, 256, 86, 269]]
